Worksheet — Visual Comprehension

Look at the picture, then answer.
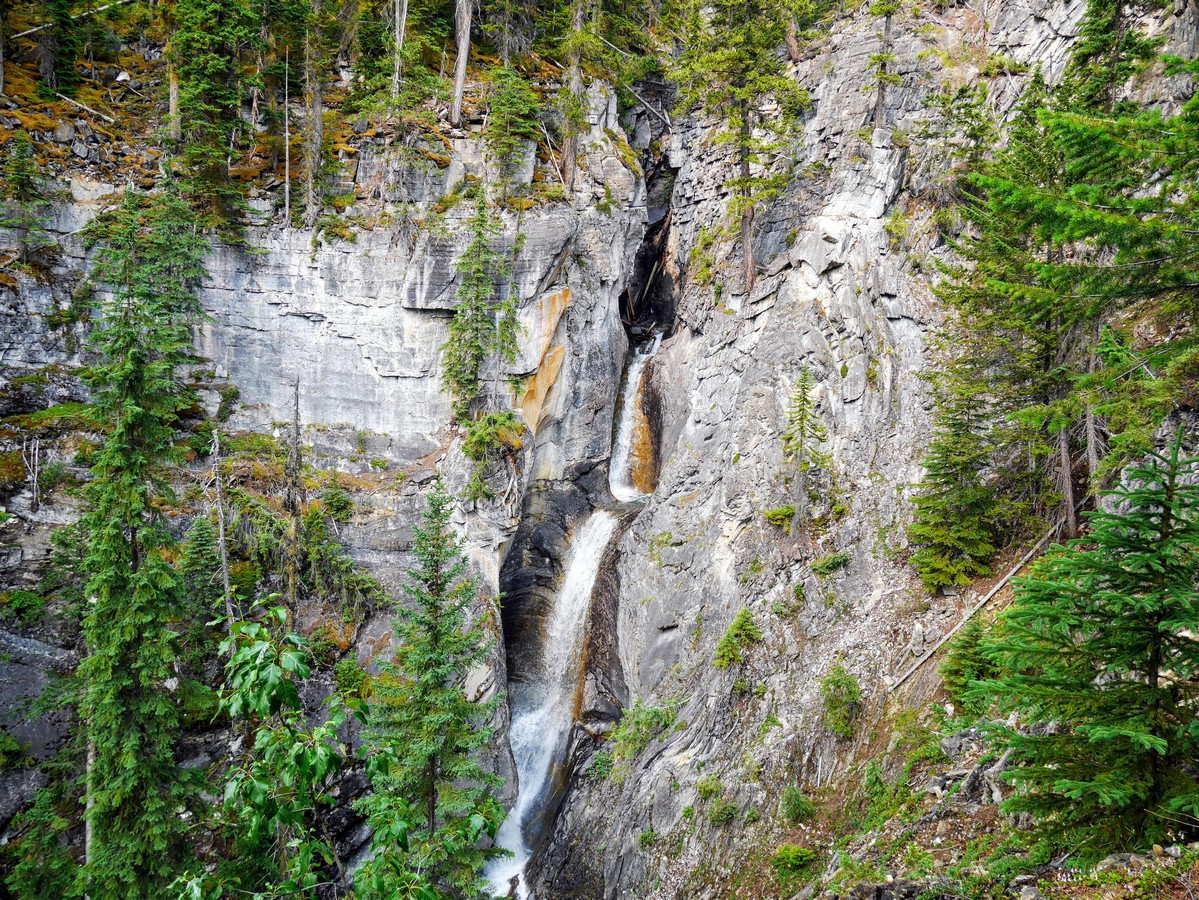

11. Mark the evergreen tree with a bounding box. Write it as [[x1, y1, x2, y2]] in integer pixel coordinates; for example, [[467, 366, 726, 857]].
[[781, 367, 830, 529], [354, 480, 505, 897], [973, 434, 1199, 855], [0, 131, 56, 266], [76, 185, 209, 898], [483, 65, 540, 192], [171, 0, 258, 222], [440, 192, 516, 422], [37, 0, 81, 98], [907, 356, 1005, 592], [672, 0, 815, 290]]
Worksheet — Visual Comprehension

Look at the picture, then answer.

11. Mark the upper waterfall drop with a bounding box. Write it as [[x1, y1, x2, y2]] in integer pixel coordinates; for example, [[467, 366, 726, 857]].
[[609, 332, 664, 502], [486, 510, 620, 900]]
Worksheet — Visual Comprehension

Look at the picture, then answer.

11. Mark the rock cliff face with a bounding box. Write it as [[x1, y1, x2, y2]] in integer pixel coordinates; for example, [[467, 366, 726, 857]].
[[2, 0, 1198, 895], [528, 2, 1199, 897]]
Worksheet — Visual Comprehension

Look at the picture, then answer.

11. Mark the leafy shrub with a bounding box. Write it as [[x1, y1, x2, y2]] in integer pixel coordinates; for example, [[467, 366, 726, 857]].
[[0, 589, 45, 623], [609, 700, 677, 778], [0, 731, 28, 770], [820, 662, 861, 739], [321, 487, 354, 523], [763, 505, 795, 527], [697, 776, 722, 801], [334, 657, 369, 699], [772, 844, 816, 875], [589, 751, 613, 781], [708, 798, 739, 826], [781, 786, 815, 823], [713, 608, 764, 669], [811, 551, 851, 575], [638, 827, 657, 849]]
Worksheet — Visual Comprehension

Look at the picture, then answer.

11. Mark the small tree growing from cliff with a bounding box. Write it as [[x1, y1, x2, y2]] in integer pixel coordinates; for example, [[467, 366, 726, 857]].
[[0, 132, 56, 266], [973, 434, 1199, 856], [781, 368, 830, 531], [355, 479, 506, 896], [672, 0, 815, 291]]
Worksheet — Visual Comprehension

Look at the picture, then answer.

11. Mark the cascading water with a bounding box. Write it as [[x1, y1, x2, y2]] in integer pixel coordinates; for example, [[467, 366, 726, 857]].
[[609, 332, 663, 502], [487, 510, 620, 899]]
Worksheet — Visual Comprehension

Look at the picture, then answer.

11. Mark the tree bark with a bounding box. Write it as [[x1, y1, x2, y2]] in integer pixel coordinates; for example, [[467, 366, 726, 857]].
[[785, 14, 800, 63], [168, 57, 180, 141], [739, 99, 755, 292], [391, 0, 408, 100], [303, 2, 323, 229], [450, 0, 470, 126], [561, 0, 586, 191], [1059, 427, 1077, 539]]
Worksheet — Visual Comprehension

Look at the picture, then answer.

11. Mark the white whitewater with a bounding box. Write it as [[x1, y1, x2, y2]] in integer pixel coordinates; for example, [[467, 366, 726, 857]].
[[486, 510, 620, 899], [609, 332, 663, 502]]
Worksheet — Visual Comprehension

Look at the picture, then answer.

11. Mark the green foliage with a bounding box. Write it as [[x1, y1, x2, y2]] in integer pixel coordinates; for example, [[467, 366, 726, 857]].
[[772, 844, 817, 889], [973, 437, 1199, 857], [320, 486, 354, 522], [810, 551, 850, 576], [670, 0, 815, 284], [0, 131, 56, 266], [819, 662, 860, 739], [589, 750, 613, 781], [697, 775, 722, 801], [484, 66, 540, 190], [781, 786, 815, 823], [0, 589, 46, 624], [938, 617, 994, 718], [39, 0, 83, 98], [333, 656, 370, 699], [707, 797, 739, 826], [763, 505, 795, 528], [607, 700, 678, 780], [713, 607, 763, 669], [907, 369, 1003, 591], [460, 410, 524, 502], [171, 0, 259, 220], [5, 786, 81, 899], [76, 184, 210, 898], [441, 193, 518, 422], [638, 827, 657, 849], [179, 608, 357, 898], [354, 480, 505, 896]]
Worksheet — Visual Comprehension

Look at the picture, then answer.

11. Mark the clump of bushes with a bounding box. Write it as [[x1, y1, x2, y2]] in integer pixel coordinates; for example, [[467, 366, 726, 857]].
[[781, 785, 815, 823], [811, 550, 851, 576], [713, 608, 764, 669], [820, 661, 861, 739], [763, 505, 795, 528]]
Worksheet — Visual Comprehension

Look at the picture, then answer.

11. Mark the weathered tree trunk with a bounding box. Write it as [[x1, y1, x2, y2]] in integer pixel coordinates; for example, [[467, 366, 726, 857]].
[[1059, 427, 1077, 539], [168, 57, 181, 140], [391, 0, 408, 99], [303, 2, 323, 229], [785, 14, 800, 63], [561, 0, 586, 191], [739, 99, 755, 292], [450, 0, 470, 126]]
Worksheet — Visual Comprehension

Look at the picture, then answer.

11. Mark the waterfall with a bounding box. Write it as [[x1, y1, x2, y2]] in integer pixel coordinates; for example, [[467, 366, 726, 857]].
[[609, 332, 663, 502], [487, 510, 620, 899]]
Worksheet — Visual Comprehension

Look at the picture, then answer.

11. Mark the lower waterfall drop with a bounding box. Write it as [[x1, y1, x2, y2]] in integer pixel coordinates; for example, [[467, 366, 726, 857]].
[[609, 332, 664, 502], [486, 510, 620, 899]]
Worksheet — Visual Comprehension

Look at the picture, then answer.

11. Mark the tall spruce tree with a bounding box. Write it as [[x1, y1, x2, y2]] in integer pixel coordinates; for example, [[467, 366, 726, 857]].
[[354, 479, 505, 897], [0, 131, 56, 266], [76, 185, 208, 898], [973, 433, 1199, 855]]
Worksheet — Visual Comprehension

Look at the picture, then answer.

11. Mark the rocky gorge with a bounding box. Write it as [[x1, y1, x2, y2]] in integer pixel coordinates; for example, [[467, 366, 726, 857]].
[[1, 0, 1199, 897]]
